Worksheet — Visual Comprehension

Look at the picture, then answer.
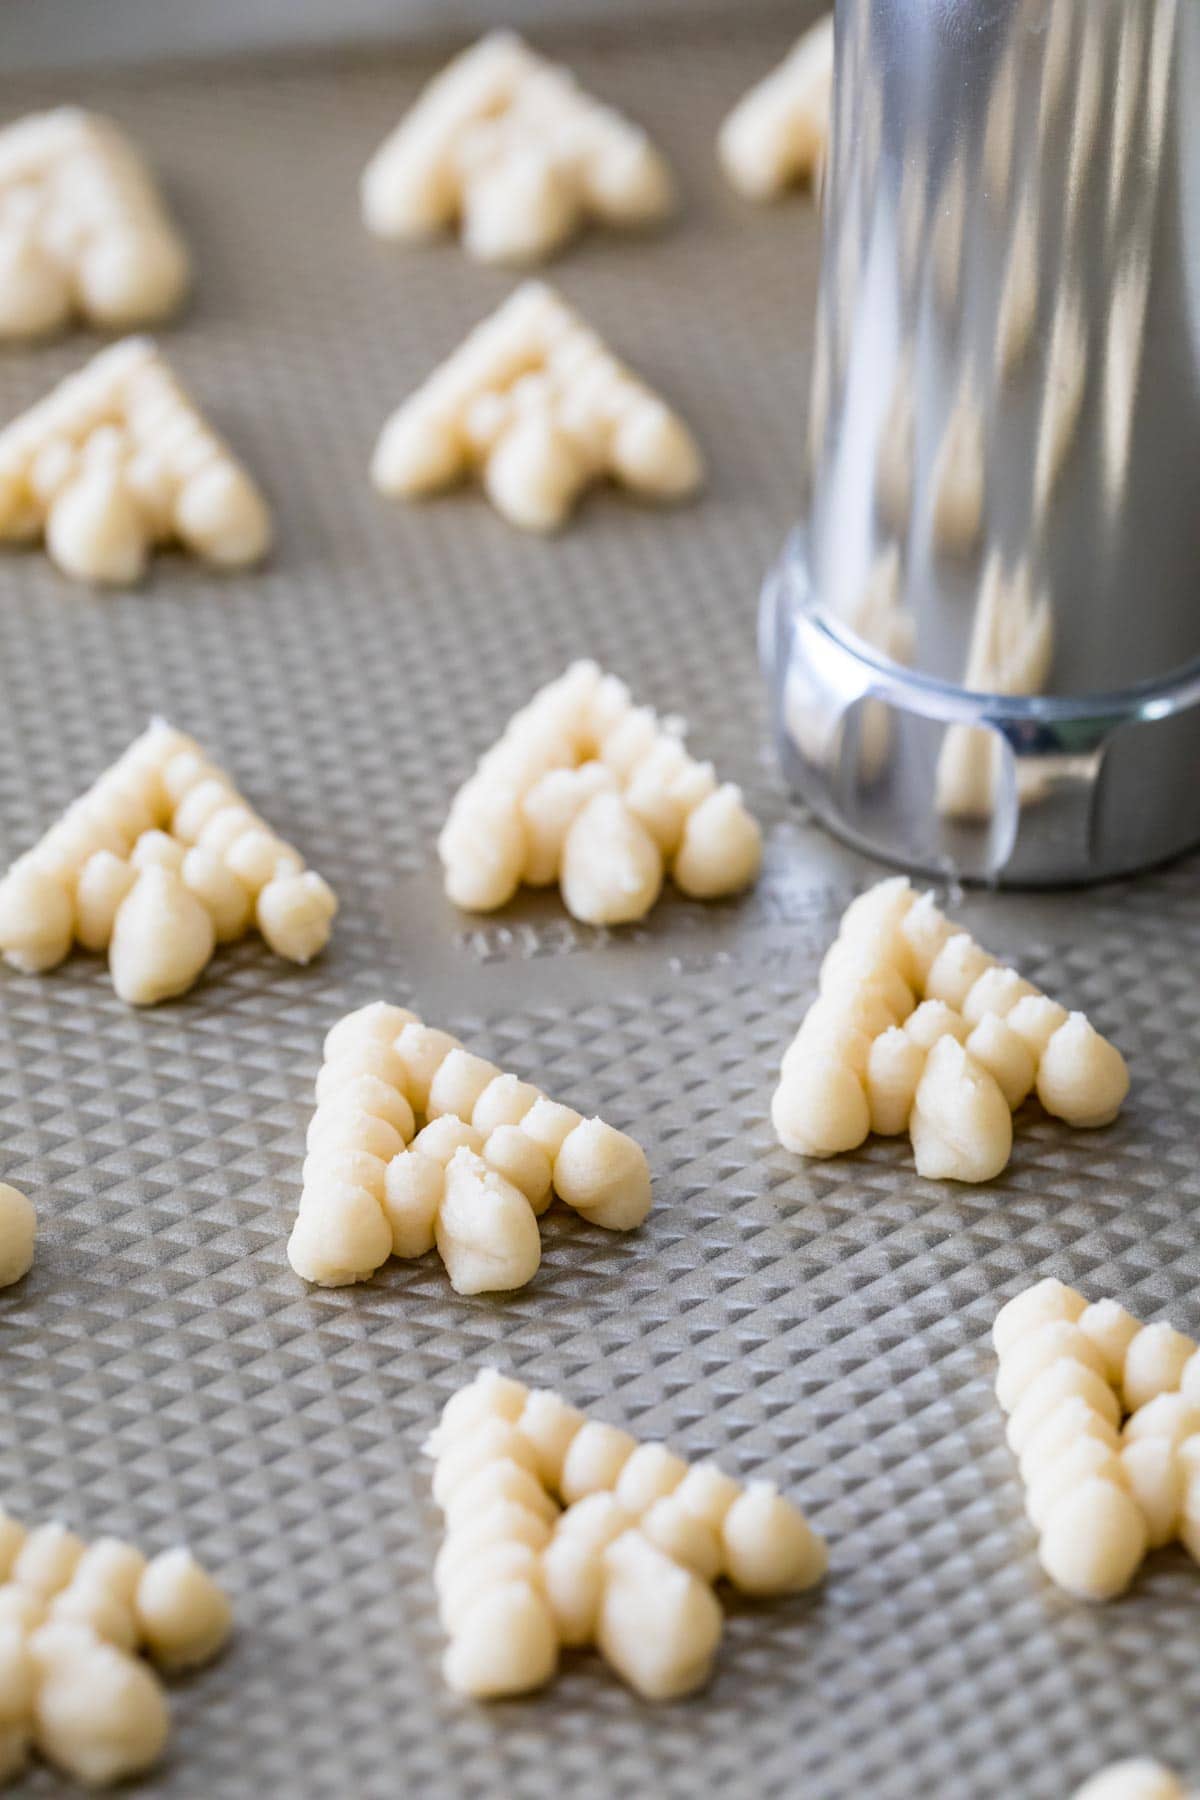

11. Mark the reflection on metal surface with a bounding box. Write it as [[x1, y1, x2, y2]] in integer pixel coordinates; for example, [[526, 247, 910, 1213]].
[[833, 179, 861, 379], [807, 310, 831, 470], [897, 150, 926, 301], [1063, 6, 1105, 234], [1103, 254, 1150, 519], [1107, 2, 1145, 235], [1103, 0, 1174, 516], [779, 544, 913, 784], [931, 152, 965, 317], [931, 380, 984, 558], [763, 0, 1200, 884], [982, 45, 1018, 214], [1145, 0, 1177, 176], [1036, 0, 1075, 139], [1033, 287, 1087, 524], [861, 70, 881, 182], [995, 195, 1039, 379], [830, 8, 856, 218], [838, 544, 913, 780], [875, 352, 913, 535], [936, 555, 1053, 821]]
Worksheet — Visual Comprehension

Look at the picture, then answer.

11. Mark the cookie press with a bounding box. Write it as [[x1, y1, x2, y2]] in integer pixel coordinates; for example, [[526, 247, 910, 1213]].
[[762, 0, 1200, 882]]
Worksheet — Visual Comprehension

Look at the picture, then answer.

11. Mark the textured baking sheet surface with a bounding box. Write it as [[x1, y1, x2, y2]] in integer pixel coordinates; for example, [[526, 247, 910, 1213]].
[[1, 16, 1200, 1798]]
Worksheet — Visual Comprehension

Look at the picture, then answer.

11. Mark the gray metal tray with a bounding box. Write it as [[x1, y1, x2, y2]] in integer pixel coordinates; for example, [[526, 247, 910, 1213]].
[[1, 16, 1198, 1798]]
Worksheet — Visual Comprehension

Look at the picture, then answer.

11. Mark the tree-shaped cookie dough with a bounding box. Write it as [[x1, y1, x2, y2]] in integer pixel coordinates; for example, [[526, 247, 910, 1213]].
[[425, 1368, 826, 1698], [439, 660, 760, 925], [371, 282, 702, 532], [0, 1510, 230, 1788], [773, 878, 1129, 1180], [362, 32, 673, 265], [290, 1002, 652, 1292], [718, 15, 834, 201], [993, 1278, 1200, 1601], [0, 109, 188, 340], [0, 719, 336, 1004], [0, 338, 270, 584]]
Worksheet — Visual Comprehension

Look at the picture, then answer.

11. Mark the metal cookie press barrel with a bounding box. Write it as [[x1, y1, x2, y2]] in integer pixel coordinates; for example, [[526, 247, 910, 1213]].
[[762, 0, 1200, 883]]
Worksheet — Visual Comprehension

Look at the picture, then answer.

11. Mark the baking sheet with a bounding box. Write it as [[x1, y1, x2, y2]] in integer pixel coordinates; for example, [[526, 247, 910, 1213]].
[[1, 15, 1199, 1797], [1, 0, 796, 75]]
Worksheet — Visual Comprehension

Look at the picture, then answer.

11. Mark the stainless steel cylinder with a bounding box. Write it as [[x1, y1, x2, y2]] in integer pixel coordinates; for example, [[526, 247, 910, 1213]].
[[762, 0, 1200, 883]]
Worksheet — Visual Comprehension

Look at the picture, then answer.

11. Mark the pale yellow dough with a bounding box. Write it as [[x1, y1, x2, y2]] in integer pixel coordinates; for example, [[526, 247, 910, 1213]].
[[0, 1183, 36, 1288], [362, 32, 673, 265], [0, 109, 188, 341], [134, 1549, 233, 1672], [1073, 1761, 1187, 1800], [289, 1002, 652, 1292], [438, 659, 760, 924], [372, 282, 701, 533], [0, 1510, 229, 1790], [426, 1369, 826, 1700], [0, 719, 336, 1005], [0, 337, 270, 584], [994, 1278, 1200, 1601], [772, 877, 1129, 1182], [718, 15, 833, 200]]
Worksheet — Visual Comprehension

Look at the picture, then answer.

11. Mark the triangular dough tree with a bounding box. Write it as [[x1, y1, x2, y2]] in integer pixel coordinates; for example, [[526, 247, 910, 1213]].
[[371, 282, 702, 532], [0, 1508, 230, 1788], [289, 1002, 652, 1292], [438, 660, 761, 926], [0, 720, 337, 1005], [1073, 1763, 1189, 1800], [361, 31, 674, 264], [0, 1181, 36, 1290], [0, 337, 271, 584], [718, 15, 834, 200], [993, 1278, 1200, 1602], [0, 108, 189, 340], [425, 1368, 827, 1699], [772, 878, 1129, 1181]]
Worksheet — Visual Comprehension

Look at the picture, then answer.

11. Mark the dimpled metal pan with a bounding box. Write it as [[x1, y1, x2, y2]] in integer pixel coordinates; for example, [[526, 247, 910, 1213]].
[[0, 13, 1198, 1797]]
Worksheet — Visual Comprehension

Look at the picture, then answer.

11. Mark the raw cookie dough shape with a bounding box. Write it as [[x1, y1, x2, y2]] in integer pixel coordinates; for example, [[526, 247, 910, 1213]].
[[288, 1002, 652, 1292], [718, 14, 834, 201], [0, 1508, 230, 1789], [438, 659, 761, 925], [424, 1368, 827, 1699], [372, 281, 702, 533], [0, 1183, 36, 1289], [1074, 1763, 1190, 1800], [0, 108, 189, 342], [361, 31, 674, 265], [0, 337, 271, 585], [772, 876, 1129, 1181], [993, 1278, 1200, 1602], [0, 718, 337, 1005]]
